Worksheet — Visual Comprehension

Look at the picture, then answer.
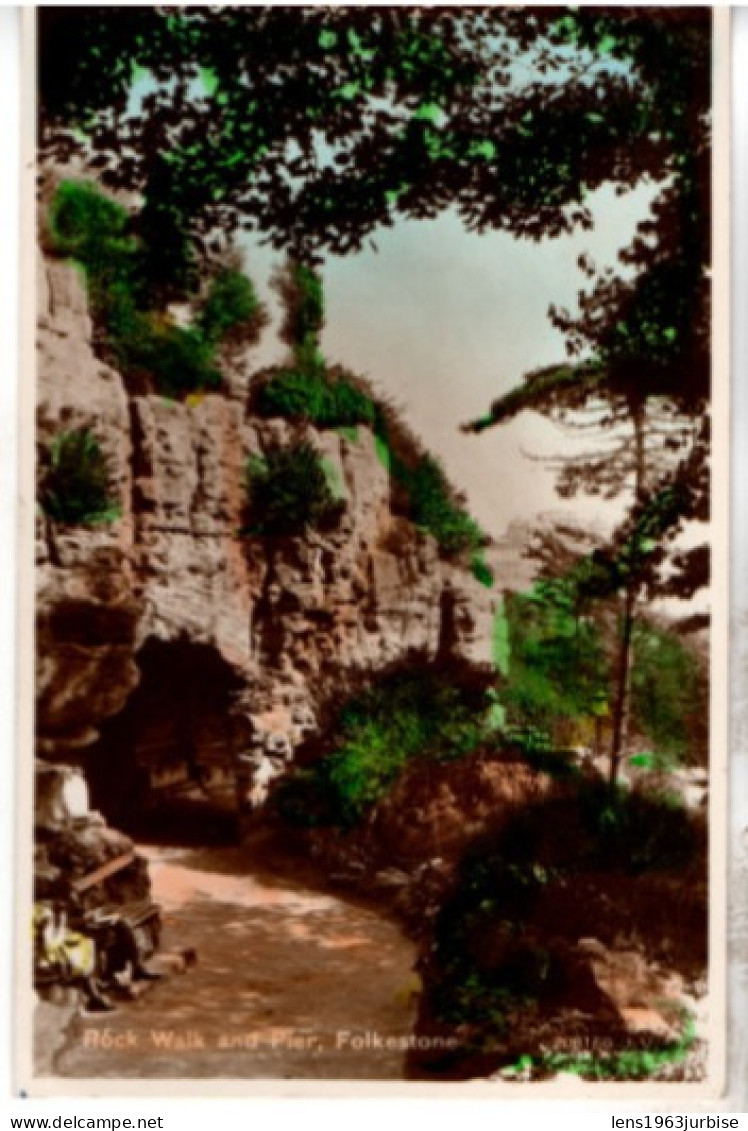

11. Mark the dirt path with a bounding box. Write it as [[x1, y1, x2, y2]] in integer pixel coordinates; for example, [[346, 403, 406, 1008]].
[[54, 842, 419, 1080]]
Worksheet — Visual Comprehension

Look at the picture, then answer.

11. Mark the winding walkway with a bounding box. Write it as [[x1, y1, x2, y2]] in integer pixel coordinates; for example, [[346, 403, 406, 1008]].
[[54, 842, 418, 1080]]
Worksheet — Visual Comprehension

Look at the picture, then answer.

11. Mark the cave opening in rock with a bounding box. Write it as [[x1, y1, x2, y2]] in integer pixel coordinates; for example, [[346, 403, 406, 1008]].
[[85, 638, 246, 843]]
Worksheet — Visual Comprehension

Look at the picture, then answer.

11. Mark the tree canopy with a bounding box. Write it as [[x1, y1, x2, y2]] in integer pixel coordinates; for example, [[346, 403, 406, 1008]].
[[39, 9, 710, 271]]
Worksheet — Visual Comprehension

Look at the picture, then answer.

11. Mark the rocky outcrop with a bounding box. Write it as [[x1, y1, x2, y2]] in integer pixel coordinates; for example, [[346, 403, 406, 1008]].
[[34, 761, 151, 908], [36, 252, 496, 806], [36, 252, 141, 761]]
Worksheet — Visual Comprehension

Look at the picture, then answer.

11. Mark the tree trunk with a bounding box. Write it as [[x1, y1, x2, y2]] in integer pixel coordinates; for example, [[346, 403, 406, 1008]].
[[609, 583, 636, 785], [608, 400, 646, 785]]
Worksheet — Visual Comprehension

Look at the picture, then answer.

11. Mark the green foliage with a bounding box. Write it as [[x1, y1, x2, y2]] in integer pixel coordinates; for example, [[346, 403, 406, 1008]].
[[274, 260, 327, 377], [48, 180, 263, 398], [502, 580, 609, 742], [496, 541, 705, 783], [257, 372, 489, 564], [427, 782, 702, 1064], [325, 677, 489, 824], [320, 457, 346, 501], [48, 180, 134, 272], [257, 263, 384, 430], [470, 548, 495, 588], [374, 432, 392, 473], [577, 779, 696, 873], [116, 318, 222, 398], [485, 689, 506, 730], [256, 368, 380, 429], [576, 482, 701, 606], [492, 599, 511, 676], [40, 10, 709, 294], [403, 455, 482, 556], [429, 836, 560, 1031], [629, 750, 678, 773], [244, 442, 344, 537], [628, 751, 659, 771], [630, 620, 706, 764], [40, 429, 120, 526], [464, 362, 605, 433], [433, 971, 526, 1033], [323, 718, 410, 827], [276, 668, 494, 827], [397, 450, 491, 569], [502, 725, 580, 780], [290, 262, 325, 344], [198, 268, 264, 346], [503, 1013, 695, 1081]]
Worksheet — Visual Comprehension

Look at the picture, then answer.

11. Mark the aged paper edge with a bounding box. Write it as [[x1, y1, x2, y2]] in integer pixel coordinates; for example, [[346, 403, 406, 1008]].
[[12, 4, 735, 1103]]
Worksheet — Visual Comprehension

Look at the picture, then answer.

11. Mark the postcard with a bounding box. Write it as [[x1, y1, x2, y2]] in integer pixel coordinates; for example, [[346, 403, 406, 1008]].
[[15, 5, 739, 1101]]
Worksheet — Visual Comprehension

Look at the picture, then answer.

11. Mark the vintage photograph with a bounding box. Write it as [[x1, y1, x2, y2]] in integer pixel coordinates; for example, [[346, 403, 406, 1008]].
[[23, 5, 726, 1092]]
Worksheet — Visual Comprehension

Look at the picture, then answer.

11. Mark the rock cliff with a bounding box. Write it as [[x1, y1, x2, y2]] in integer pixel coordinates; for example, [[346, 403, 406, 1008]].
[[36, 251, 495, 811]]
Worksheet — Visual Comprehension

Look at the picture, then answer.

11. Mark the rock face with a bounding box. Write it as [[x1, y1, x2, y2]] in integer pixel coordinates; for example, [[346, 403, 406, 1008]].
[[36, 252, 496, 812], [34, 760, 151, 912]]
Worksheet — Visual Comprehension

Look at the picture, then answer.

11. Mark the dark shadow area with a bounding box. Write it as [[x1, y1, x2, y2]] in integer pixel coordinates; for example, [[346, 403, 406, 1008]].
[[86, 637, 245, 843], [407, 780, 707, 1081], [171, 822, 389, 912]]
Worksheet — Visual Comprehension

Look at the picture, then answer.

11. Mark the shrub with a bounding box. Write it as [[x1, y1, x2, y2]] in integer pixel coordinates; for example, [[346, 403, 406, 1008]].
[[255, 368, 380, 429], [40, 429, 120, 526], [502, 724, 580, 779], [423, 781, 703, 1065], [276, 667, 495, 827], [48, 180, 134, 274], [630, 620, 707, 766], [48, 181, 264, 398], [119, 319, 222, 398], [197, 267, 265, 347], [244, 442, 343, 537], [577, 779, 697, 874], [276, 260, 325, 360], [401, 454, 486, 558], [501, 581, 610, 742], [427, 838, 557, 1032], [324, 719, 410, 826]]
